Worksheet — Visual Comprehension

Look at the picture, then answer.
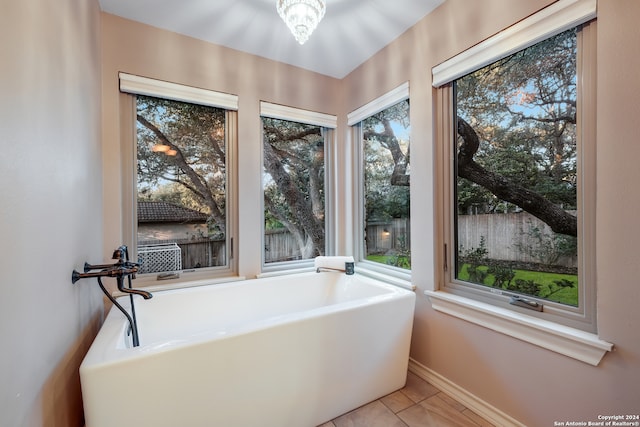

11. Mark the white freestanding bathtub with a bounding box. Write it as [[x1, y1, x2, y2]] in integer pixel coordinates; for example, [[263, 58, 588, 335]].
[[80, 272, 415, 427]]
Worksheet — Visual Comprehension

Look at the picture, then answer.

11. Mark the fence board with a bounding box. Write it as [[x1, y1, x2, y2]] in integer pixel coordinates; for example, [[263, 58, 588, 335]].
[[139, 239, 226, 270], [264, 229, 304, 263], [457, 212, 577, 268], [365, 219, 411, 255], [141, 212, 575, 270]]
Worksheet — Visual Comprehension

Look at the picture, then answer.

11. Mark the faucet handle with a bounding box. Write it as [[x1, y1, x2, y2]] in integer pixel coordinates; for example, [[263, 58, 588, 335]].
[[112, 245, 128, 261]]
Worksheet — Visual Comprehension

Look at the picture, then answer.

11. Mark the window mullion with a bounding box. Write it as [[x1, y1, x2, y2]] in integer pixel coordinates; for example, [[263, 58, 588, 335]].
[[576, 20, 598, 327]]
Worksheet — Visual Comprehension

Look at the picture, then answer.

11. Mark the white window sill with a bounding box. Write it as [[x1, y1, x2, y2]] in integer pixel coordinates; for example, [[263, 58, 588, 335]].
[[256, 267, 315, 279], [357, 267, 414, 291], [425, 290, 612, 366], [258, 265, 416, 291]]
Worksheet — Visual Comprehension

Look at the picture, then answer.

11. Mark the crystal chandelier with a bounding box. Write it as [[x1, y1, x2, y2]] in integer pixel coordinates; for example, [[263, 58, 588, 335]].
[[276, 0, 326, 45]]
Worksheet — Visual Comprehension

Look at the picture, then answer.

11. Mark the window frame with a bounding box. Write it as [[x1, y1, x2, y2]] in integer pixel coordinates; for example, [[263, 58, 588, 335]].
[[119, 73, 240, 287], [348, 82, 413, 282], [429, 0, 613, 365], [259, 101, 337, 273]]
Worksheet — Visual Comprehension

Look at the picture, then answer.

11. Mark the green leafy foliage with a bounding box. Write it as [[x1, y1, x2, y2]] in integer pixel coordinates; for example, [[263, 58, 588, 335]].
[[363, 100, 411, 267], [384, 234, 411, 269], [136, 95, 227, 234], [457, 237, 577, 306], [515, 221, 577, 265], [456, 28, 578, 215], [262, 117, 325, 260]]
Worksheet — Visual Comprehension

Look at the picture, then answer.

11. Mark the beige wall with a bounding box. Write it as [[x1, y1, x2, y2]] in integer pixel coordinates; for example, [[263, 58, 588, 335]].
[[101, 13, 341, 278], [0, 0, 104, 426], [343, 0, 640, 425]]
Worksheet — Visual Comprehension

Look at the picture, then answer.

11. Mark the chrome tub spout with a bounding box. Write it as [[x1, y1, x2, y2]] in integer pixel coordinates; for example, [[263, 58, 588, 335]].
[[316, 261, 355, 275]]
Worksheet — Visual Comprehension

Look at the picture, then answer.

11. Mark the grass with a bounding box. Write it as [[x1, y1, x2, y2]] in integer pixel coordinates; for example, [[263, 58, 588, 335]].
[[365, 254, 411, 269], [366, 255, 391, 264], [365, 255, 577, 306], [457, 264, 578, 306]]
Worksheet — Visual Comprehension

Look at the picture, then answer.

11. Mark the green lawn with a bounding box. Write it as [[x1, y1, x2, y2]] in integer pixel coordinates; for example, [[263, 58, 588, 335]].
[[366, 255, 391, 264], [365, 254, 411, 269], [457, 264, 578, 306], [365, 255, 577, 306]]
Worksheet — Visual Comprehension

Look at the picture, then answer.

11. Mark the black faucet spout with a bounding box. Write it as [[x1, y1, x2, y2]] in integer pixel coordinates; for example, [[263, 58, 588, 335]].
[[116, 275, 153, 299], [72, 263, 139, 282], [84, 261, 115, 272]]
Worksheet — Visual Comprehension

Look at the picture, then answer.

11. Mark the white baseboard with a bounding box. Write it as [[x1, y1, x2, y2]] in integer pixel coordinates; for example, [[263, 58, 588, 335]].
[[408, 358, 525, 427]]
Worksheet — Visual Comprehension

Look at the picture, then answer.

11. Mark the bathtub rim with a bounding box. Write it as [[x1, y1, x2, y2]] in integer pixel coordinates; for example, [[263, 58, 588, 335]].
[[112, 274, 248, 298], [113, 263, 415, 299], [81, 272, 415, 370]]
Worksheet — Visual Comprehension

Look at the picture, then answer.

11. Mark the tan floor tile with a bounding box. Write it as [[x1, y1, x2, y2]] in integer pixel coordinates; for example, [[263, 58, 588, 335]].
[[326, 370, 493, 427], [462, 409, 495, 427], [437, 391, 466, 412], [401, 371, 440, 403], [396, 403, 440, 427], [333, 400, 408, 427], [381, 390, 416, 413], [398, 394, 481, 427]]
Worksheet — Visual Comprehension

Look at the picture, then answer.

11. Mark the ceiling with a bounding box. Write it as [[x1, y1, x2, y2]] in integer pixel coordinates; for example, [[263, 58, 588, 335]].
[[99, 0, 445, 79]]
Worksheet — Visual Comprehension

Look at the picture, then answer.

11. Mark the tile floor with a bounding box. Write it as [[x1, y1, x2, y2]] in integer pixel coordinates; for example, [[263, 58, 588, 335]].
[[318, 371, 495, 427]]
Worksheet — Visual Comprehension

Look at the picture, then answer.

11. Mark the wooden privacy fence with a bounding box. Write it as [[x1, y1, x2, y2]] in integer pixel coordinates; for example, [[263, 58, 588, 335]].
[[141, 212, 575, 270], [366, 219, 411, 255], [142, 232, 303, 268], [457, 211, 577, 268], [139, 238, 226, 271], [141, 232, 306, 268], [264, 229, 303, 263], [266, 220, 412, 262], [266, 219, 414, 263]]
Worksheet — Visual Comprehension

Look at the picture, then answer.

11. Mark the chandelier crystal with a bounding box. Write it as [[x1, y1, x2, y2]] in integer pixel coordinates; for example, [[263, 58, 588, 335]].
[[276, 0, 326, 45]]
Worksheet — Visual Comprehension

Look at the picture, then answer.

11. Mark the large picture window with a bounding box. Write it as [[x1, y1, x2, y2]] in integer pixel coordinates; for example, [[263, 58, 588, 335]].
[[435, 13, 597, 332], [135, 95, 232, 274], [361, 100, 411, 270], [348, 83, 411, 274], [429, 1, 613, 364], [260, 102, 336, 268], [454, 28, 579, 305], [119, 73, 238, 280], [262, 117, 326, 264]]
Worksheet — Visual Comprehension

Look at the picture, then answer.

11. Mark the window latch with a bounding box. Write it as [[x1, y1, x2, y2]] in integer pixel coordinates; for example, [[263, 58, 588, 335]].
[[509, 296, 543, 312]]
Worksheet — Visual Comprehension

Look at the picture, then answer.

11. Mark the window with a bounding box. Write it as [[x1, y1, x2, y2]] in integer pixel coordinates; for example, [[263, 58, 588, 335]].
[[262, 117, 325, 264], [433, 0, 599, 336], [349, 83, 411, 272], [260, 102, 337, 268], [453, 28, 584, 308], [119, 74, 238, 280]]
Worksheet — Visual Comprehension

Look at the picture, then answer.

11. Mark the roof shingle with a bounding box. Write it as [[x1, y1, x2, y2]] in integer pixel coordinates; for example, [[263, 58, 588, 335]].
[[138, 201, 208, 224]]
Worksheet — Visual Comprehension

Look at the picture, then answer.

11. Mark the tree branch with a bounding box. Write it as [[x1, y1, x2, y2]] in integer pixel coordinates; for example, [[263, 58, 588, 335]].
[[137, 114, 226, 231], [457, 117, 577, 237], [263, 139, 325, 251], [363, 120, 410, 187]]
